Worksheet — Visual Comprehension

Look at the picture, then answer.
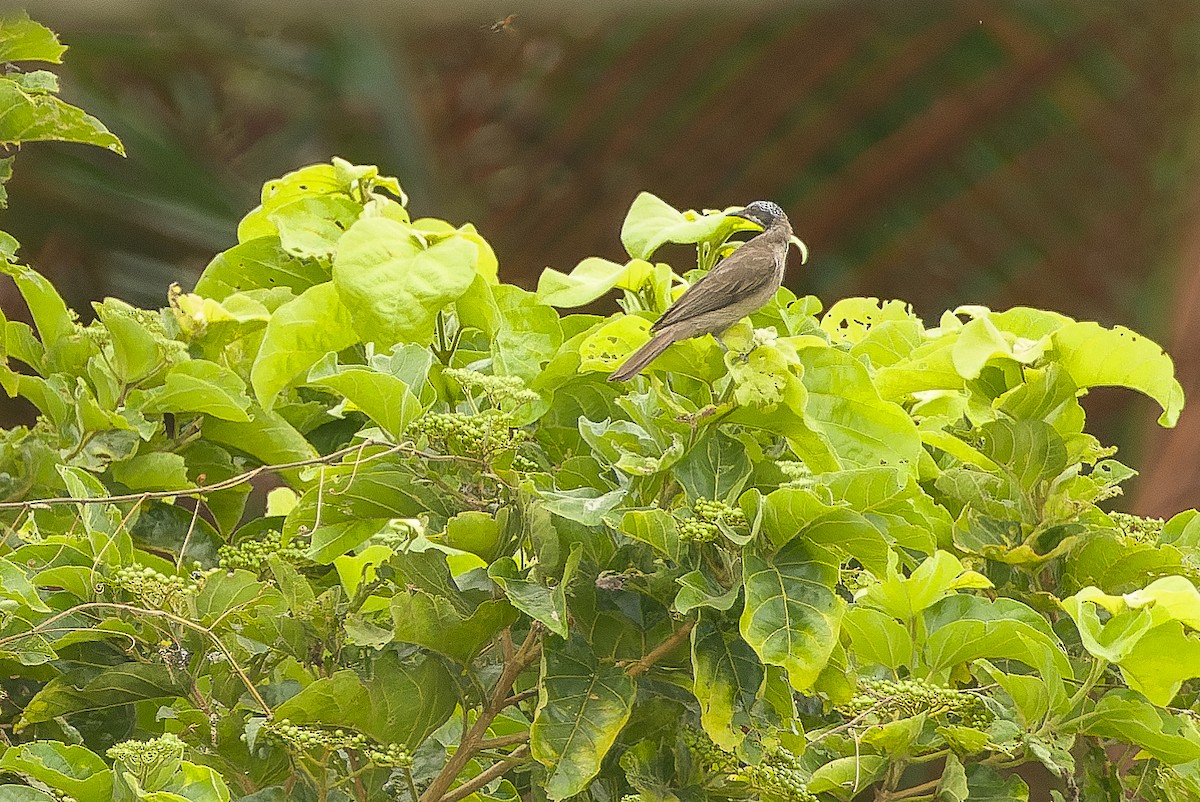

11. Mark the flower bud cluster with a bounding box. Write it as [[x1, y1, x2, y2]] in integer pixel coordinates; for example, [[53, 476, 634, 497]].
[[112, 565, 209, 609], [408, 409, 529, 460], [677, 498, 746, 543], [106, 732, 185, 770], [840, 678, 992, 726], [263, 719, 412, 767], [218, 535, 307, 573], [443, 368, 540, 407]]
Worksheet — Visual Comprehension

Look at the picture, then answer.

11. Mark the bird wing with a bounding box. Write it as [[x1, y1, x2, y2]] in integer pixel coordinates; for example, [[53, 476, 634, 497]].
[[651, 247, 778, 331]]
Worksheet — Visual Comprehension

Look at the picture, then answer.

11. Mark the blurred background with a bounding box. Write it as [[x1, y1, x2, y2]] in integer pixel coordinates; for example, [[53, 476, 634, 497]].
[[4, 0, 1200, 517]]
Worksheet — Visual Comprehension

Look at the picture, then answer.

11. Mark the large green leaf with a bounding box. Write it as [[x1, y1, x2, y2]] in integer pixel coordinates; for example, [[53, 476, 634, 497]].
[[739, 539, 844, 691], [672, 430, 752, 503], [0, 80, 123, 153], [307, 357, 423, 440], [135, 360, 253, 422], [536, 256, 653, 307], [0, 12, 66, 63], [250, 281, 359, 410], [1051, 321, 1185, 427], [332, 216, 479, 347], [619, 192, 745, 260], [531, 637, 636, 800], [273, 653, 456, 746], [488, 545, 580, 639], [194, 236, 329, 300], [0, 742, 112, 801], [1079, 690, 1200, 765], [794, 344, 923, 471], [18, 664, 189, 727], [841, 607, 912, 671], [922, 595, 1070, 678], [390, 592, 517, 663], [691, 611, 763, 751]]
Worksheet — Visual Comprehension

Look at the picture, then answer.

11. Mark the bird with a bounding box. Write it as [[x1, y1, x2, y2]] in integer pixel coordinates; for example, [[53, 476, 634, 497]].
[[608, 200, 795, 382]]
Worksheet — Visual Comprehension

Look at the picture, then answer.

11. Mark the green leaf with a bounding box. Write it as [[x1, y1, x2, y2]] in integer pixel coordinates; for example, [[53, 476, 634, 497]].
[[94, 299, 163, 384], [1051, 321, 1185, 427], [976, 419, 1068, 491], [807, 755, 887, 800], [536, 257, 653, 307], [1115, 621, 1200, 706], [952, 315, 1047, 379], [619, 192, 745, 260], [18, 664, 189, 727], [841, 607, 912, 671], [110, 452, 193, 492], [488, 545, 580, 639], [922, 595, 1070, 678], [672, 431, 752, 503], [963, 763, 1029, 801], [193, 236, 329, 300], [390, 592, 517, 663], [0, 13, 66, 63], [269, 195, 360, 259], [135, 360, 253, 422], [739, 539, 845, 691], [250, 281, 359, 410], [273, 652, 456, 747], [0, 81, 123, 153], [1079, 690, 1200, 765], [203, 405, 316, 470], [0, 556, 50, 612], [490, 284, 564, 384], [307, 358, 423, 440], [332, 217, 479, 347], [794, 344, 923, 471], [0, 787, 56, 802], [1, 263, 73, 346], [531, 637, 636, 800], [674, 570, 740, 615], [0, 742, 112, 802], [618, 509, 680, 561], [691, 611, 763, 751]]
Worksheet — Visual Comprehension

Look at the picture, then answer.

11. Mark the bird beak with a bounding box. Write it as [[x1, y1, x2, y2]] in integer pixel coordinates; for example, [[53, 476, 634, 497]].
[[727, 208, 761, 227], [789, 235, 809, 264]]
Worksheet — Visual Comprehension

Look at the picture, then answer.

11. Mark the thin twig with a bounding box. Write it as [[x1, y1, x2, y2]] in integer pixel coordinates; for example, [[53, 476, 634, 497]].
[[476, 731, 530, 750], [625, 619, 695, 678], [419, 626, 542, 802], [0, 440, 409, 509], [501, 688, 539, 709], [0, 601, 271, 715], [439, 745, 530, 802]]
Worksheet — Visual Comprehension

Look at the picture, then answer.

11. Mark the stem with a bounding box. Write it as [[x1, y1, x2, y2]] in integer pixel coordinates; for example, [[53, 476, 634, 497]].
[[439, 745, 530, 802], [404, 766, 420, 802], [0, 440, 408, 509], [477, 731, 530, 750], [0, 601, 271, 716], [419, 626, 542, 802], [1046, 656, 1106, 731], [625, 619, 696, 678], [877, 777, 940, 801]]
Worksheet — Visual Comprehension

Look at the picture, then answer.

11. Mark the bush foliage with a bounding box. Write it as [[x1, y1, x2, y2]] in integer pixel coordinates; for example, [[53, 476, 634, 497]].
[[2, 13, 1200, 802]]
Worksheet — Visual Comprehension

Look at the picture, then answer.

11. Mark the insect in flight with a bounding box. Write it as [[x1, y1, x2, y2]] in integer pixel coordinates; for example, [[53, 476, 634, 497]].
[[488, 14, 517, 33]]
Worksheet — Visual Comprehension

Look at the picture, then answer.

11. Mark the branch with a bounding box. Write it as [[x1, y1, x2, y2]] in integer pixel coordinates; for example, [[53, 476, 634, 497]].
[[0, 601, 272, 716], [477, 731, 530, 750], [419, 626, 542, 802], [0, 439, 415, 509], [625, 619, 695, 678], [439, 745, 530, 802]]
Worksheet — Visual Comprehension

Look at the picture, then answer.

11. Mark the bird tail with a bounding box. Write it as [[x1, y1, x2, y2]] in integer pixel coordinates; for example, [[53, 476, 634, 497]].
[[608, 329, 679, 382]]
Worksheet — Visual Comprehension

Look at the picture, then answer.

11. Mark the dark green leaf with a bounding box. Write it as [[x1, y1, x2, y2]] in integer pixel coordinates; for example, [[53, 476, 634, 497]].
[[530, 637, 636, 800], [739, 539, 844, 691]]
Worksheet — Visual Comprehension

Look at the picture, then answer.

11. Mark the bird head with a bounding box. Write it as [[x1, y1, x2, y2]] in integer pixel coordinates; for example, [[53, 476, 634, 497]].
[[729, 200, 786, 229]]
